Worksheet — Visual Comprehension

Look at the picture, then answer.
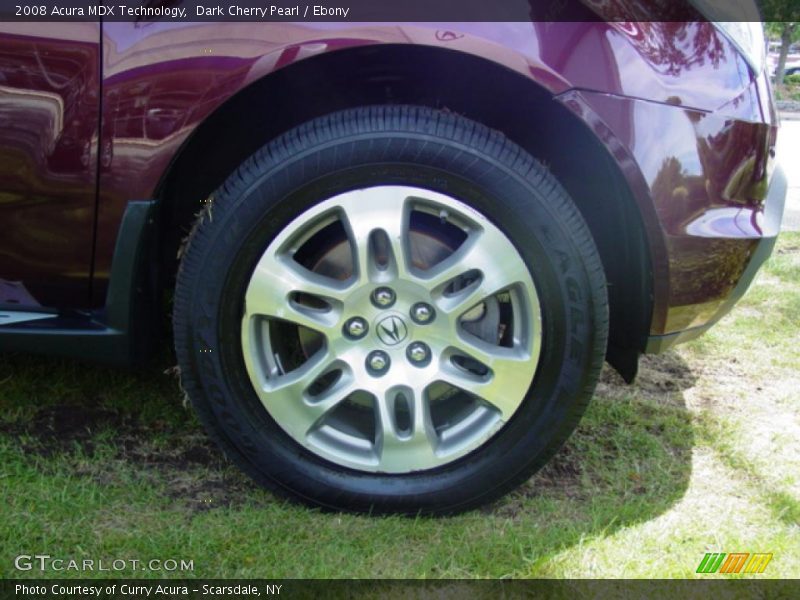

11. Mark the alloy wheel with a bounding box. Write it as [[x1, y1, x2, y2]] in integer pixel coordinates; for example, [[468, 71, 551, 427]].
[[240, 186, 542, 473]]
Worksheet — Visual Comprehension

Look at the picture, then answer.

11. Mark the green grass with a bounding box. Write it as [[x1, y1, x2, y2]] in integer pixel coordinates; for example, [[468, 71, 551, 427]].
[[1, 233, 799, 579], [775, 81, 800, 102]]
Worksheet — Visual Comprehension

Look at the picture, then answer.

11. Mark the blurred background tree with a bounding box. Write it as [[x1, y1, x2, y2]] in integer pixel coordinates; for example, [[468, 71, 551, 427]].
[[764, 0, 799, 88], [766, 21, 797, 87]]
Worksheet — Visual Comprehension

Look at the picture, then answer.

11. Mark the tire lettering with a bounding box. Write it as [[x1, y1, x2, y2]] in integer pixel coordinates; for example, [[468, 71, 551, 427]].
[[565, 276, 582, 302]]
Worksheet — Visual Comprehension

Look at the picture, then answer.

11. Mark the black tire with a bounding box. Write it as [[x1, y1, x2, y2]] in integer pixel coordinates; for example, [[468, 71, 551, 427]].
[[173, 105, 608, 514]]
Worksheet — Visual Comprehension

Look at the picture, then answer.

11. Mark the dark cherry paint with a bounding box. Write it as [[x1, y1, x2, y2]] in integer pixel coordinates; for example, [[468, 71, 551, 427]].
[[0, 19, 779, 339], [0, 23, 100, 307]]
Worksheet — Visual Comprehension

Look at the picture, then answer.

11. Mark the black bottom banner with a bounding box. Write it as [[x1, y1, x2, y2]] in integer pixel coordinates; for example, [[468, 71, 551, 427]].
[[3, 579, 800, 600]]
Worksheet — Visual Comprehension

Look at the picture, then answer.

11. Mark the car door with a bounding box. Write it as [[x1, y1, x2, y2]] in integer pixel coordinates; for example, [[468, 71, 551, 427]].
[[0, 22, 100, 311]]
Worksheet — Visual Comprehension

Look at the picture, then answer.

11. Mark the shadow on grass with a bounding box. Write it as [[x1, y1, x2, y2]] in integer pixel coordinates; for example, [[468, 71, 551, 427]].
[[0, 348, 696, 567], [480, 352, 695, 534]]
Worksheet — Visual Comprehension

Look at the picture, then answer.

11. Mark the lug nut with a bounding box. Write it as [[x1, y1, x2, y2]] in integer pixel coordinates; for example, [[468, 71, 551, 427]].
[[344, 317, 368, 340], [366, 350, 391, 375], [410, 302, 435, 324], [406, 342, 431, 366], [371, 286, 396, 308]]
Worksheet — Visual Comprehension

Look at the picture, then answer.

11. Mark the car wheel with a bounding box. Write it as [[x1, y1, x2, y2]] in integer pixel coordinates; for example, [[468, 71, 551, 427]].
[[173, 105, 608, 514]]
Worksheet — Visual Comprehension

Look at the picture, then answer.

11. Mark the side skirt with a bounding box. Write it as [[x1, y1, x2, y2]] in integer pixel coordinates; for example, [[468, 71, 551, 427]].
[[0, 200, 159, 366]]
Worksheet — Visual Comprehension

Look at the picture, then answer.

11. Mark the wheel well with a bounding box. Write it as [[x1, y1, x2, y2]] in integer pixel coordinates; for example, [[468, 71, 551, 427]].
[[157, 44, 652, 377]]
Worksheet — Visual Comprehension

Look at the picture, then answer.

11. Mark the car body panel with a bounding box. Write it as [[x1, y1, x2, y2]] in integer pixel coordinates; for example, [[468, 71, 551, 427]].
[[568, 83, 776, 334], [0, 18, 783, 350], [0, 23, 100, 309]]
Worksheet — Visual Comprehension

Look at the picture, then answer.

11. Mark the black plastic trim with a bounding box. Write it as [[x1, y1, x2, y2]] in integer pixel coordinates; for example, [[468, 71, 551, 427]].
[[0, 200, 159, 365]]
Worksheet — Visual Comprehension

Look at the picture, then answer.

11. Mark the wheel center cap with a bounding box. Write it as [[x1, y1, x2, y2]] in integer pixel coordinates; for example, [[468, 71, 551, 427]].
[[375, 314, 409, 346]]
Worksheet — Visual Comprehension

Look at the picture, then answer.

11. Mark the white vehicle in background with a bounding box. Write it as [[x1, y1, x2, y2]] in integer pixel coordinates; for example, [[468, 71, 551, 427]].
[[784, 60, 800, 77]]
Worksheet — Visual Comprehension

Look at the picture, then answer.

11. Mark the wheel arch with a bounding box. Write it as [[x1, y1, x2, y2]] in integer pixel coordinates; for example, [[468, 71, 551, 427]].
[[155, 43, 653, 379]]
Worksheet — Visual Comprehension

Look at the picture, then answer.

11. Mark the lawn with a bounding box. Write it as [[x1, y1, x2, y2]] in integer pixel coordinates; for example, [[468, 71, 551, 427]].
[[1, 233, 798, 580]]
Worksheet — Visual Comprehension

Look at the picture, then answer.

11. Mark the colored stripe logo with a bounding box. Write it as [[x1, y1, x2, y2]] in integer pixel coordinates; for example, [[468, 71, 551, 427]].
[[696, 553, 772, 574]]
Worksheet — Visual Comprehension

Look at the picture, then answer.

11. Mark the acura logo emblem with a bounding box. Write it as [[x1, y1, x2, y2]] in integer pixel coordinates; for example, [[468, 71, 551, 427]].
[[376, 315, 408, 346]]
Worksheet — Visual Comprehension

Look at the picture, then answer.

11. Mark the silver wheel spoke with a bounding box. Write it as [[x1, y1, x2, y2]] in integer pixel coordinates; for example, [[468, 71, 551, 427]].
[[302, 377, 358, 431], [339, 188, 411, 283], [417, 232, 486, 290], [260, 350, 355, 438], [245, 254, 346, 335], [444, 338, 533, 420], [376, 388, 438, 471], [262, 348, 334, 396], [420, 230, 529, 316]]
